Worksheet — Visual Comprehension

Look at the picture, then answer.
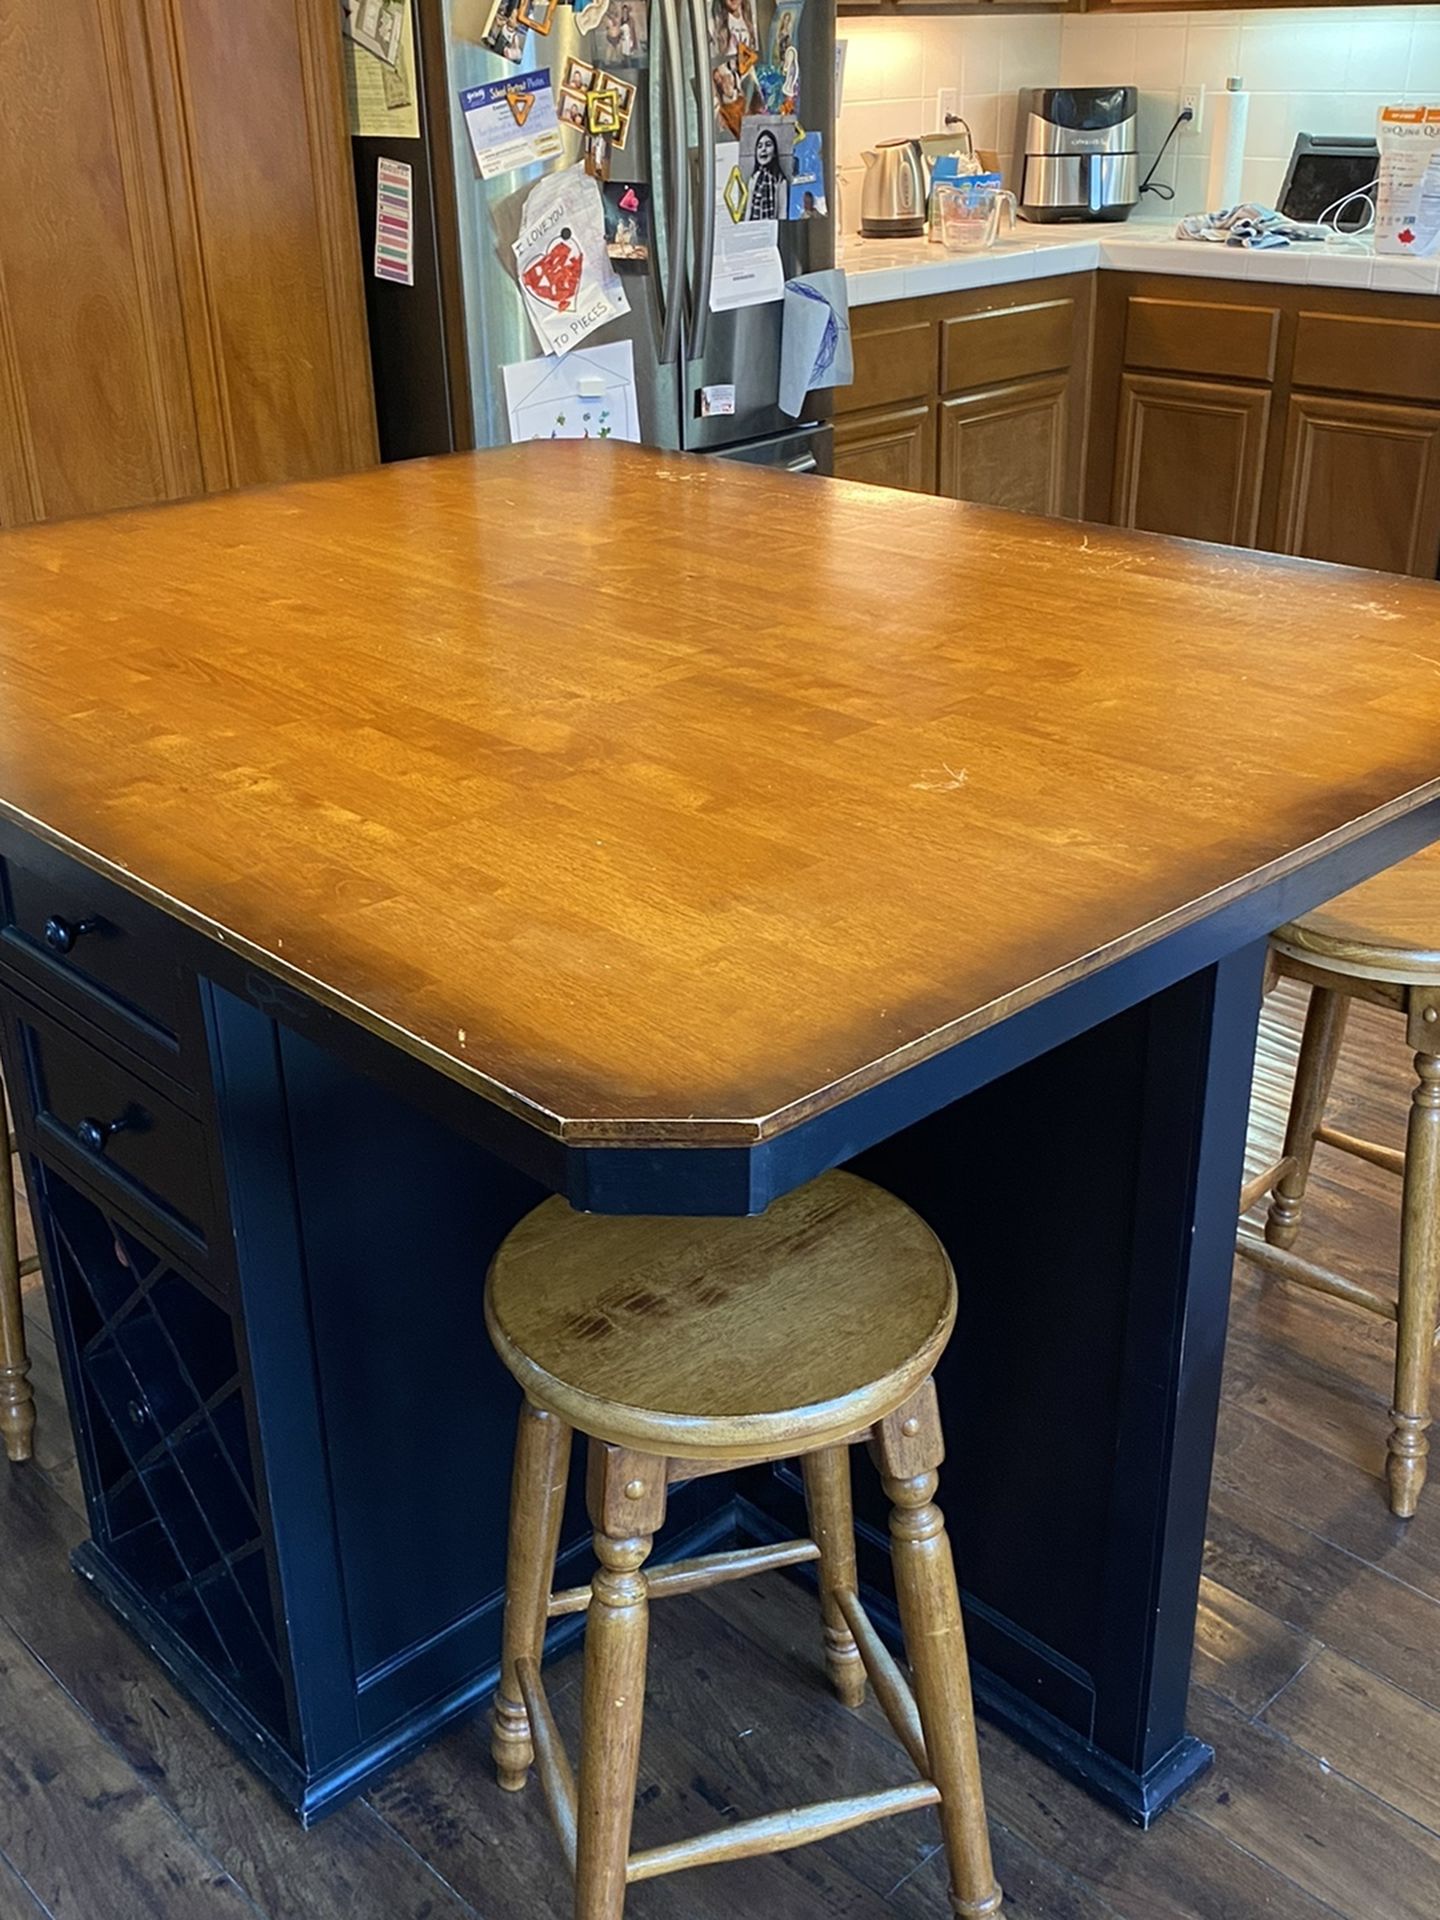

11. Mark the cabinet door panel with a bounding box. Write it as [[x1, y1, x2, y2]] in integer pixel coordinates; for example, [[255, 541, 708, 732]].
[[1113, 373, 1270, 547], [158, 0, 376, 488], [0, 0, 201, 523], [1278, 392, 1440, 577], [939, 376, 1068, 516], [833, 404, 935, 493]]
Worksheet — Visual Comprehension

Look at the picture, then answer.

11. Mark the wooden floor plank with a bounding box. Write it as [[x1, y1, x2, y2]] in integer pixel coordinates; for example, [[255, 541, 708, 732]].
[[0, 1612, 260, 1920], [1212, 1400, 1440, 1613], [1205, 1484, 1440, 1715], [1261, 1648, 1440, 1840], [1186, 1690, 1440, 1920], [1191, 1574, 1319, 1717], [714, 1570, 1340, 1920], [0, 1466, 478, 1920]]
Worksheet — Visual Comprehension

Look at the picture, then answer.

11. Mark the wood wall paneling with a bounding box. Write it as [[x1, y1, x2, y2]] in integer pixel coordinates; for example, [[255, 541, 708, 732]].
[[1113, 373, 1271, 547], [938, 376, 1068, 516], [1277, 393, 1440, 578]]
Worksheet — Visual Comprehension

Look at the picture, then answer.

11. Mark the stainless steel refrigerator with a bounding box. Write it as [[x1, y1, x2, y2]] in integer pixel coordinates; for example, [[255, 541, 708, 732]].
[[351, 0, 835, 475]]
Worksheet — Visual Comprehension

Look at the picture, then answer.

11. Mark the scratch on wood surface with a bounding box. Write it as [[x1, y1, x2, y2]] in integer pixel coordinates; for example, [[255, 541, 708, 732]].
[[912, 764, 967, 793]]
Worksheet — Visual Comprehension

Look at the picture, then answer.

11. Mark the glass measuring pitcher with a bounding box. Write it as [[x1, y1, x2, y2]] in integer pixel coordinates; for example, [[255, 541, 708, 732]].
[[932, 177, 1018, 252]]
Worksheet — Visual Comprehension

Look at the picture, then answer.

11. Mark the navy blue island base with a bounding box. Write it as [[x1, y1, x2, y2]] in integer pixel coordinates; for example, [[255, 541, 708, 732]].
[[8, 797, 1438, 1828]]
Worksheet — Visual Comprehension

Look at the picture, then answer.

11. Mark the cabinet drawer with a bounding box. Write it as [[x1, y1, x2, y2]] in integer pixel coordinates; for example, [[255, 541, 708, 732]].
[[941, 299, 1075, 396], [1293, 311, 1440, 404], [1123, 296, 1279, 383], [0, 840, 194, 1080], [843, 316, 937, 413], [14, 997, 217, 1254]]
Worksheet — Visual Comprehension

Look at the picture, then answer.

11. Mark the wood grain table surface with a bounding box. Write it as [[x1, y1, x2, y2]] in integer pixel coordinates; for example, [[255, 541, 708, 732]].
[[0, 441, 1438, 1145]]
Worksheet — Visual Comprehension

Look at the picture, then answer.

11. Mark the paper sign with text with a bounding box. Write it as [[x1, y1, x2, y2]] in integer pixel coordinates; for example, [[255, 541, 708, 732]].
[[460, 72, 564, 179]]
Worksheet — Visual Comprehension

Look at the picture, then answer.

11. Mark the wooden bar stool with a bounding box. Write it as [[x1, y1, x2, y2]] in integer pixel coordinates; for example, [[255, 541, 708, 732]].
[[0, 1071, 38, 1463], [1240, 843, 1440, 1517], [484, 1168, 1003, 1920]]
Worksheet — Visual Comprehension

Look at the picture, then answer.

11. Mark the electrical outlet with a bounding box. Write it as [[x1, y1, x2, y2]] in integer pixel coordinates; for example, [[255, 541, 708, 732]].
[[1178, 85, 1205, 136], [933, 86, 959, 137]]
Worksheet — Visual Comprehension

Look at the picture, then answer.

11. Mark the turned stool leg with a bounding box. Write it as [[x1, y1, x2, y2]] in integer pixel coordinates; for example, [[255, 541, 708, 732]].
[[1389, 1043, 1440, 1517], [802, 1445, 866, 1708], [1266, 985, 1349, 1251], [0, 1119, 33, 1465], [492, 1399, 573, 1789], [575, 1443, 665, 1920], [874, 1384, 1001, 1920]]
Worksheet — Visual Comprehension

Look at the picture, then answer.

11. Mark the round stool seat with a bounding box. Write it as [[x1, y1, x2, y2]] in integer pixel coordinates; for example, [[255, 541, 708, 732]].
[[485, 1170, 956, 1462], [1273, 840, 1440, 986]]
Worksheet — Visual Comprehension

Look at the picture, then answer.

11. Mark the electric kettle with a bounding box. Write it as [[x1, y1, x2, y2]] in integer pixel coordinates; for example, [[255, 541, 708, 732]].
[[860, 139, 928, 238]]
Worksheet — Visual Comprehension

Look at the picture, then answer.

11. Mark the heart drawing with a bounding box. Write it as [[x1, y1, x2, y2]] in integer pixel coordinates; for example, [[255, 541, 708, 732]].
[[522, 229, 584, 310]]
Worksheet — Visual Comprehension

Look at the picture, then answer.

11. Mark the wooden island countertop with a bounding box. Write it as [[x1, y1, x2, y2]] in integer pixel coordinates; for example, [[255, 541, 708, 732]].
[[6, 442, 1440, 1830], [0, 440, 1438, 1150]]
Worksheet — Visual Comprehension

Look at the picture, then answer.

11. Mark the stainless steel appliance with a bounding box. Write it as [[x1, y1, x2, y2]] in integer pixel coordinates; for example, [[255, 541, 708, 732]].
[[860, 138, 928, 238], [350, 0, 835, 472], [1015, 86, 1138, 224]]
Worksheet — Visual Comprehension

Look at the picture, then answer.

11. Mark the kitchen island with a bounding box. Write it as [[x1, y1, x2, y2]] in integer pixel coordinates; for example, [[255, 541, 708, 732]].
[[1, 443, 1438, 1828]]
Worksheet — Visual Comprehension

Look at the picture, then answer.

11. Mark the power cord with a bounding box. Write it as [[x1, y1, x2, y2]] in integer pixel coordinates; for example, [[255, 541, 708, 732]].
[[1139, 106, 1194, 202]]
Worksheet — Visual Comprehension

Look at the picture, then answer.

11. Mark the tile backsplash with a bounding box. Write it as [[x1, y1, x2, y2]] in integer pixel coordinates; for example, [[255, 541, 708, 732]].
[[836, 6, 1440, 232]]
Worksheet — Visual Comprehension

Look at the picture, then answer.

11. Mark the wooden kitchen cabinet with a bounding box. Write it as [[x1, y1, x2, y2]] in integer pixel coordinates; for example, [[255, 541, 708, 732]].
[[832, 276, 1092, 512], [1277, 393, 1440, 577], [834, 404, 936, 492], [1112, 373, 1271, 547], [939, 376, 1069, 515], [1089, 275, 1440, 578], [0, 0, 374, 528]]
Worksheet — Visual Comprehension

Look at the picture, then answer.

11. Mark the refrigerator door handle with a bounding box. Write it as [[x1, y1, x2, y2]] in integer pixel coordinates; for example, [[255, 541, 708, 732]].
[[656, 0, 690, 367], [683, 0, 716, 358]]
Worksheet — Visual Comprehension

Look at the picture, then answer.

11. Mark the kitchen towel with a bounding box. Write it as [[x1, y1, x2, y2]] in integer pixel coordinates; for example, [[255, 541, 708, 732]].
[[778, 269, 852, 418], [1176, 204, 1329, 248]]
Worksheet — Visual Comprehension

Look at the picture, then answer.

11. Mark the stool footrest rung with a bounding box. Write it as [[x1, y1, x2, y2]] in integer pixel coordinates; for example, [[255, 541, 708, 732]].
[[1239, 1157, 1292, 1216], [836, 1588, 928, 1775], [516, 1659, 577, 1872], [624, 1780, 941, 1884], [547, 1538, 821, 1618], [1236, 1232, 1396, 1321], [1314, 1123, 1405, 1178]]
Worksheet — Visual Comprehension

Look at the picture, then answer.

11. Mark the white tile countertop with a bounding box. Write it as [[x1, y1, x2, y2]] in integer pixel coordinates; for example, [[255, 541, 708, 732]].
[[838, 219, 1440, 308]]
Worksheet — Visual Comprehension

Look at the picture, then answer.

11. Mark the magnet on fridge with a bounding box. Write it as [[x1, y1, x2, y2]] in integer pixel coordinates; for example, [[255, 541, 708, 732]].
[[584, 128, 612, 179], [516, 0, 558, 31], [767, 0, 805, 69], [603, 181, 651, 262], [698, 384, 737, 418], [753, 62, 784, 113], [723, 164, 748, 223], [587, 86, 623, 135]]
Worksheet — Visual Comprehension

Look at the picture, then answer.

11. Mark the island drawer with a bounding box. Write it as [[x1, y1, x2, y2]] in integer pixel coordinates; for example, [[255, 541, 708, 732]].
[[0, 835, 199, 1085], [9, 988, 218, 1261]]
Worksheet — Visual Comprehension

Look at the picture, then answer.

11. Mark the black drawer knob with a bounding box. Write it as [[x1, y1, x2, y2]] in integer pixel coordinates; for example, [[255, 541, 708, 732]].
[[76, 1114, 129, 1154], [43, 915, 100, 955]]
